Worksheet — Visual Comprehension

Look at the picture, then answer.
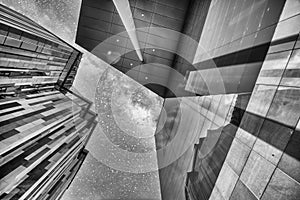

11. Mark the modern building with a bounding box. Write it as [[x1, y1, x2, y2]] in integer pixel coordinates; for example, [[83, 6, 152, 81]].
[[0, 4, 82, 99], [0, 88, 97, 199], [76, 0, 300, 200], [0, 4, 97, 200], [53, 148, 89, 200]]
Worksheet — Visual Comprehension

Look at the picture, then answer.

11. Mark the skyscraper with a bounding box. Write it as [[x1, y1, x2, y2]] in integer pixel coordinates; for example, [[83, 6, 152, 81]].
[[0, 4, 97, 200], [76, 0, 300, 200], [0, 4, 81, 99]]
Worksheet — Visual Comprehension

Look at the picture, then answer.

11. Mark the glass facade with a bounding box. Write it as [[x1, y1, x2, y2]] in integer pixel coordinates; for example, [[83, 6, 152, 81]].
[[0, 4, 81, 99], [75, 0, 300, 199], [0, 4, 97, 200], [0, 0, 297, 199], [0, 89, 97, 199], [185, 1, 300, 199]]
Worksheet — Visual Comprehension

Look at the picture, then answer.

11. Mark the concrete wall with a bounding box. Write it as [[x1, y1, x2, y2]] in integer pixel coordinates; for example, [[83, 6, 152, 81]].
[[206, 2, 300, 199]]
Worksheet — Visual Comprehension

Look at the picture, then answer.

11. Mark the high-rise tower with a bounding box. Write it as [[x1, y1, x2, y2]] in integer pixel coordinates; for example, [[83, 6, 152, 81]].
[[0, 4, 97, 199]]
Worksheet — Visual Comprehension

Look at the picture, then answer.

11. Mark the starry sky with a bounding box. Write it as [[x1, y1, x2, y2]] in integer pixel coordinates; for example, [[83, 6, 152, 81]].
[[0, 0, 80, 43], [0, 0, 163, 199]]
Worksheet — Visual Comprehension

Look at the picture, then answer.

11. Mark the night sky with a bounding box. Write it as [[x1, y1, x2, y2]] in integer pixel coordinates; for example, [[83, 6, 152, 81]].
[[0, 0, 163, 199], [0, 0, 80, 42]]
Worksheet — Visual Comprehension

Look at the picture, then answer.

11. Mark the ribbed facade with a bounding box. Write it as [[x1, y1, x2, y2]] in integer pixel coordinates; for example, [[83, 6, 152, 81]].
[[0, 89, 97, 199], [0, 4, 97, 200], [0, 4, 81, 99]]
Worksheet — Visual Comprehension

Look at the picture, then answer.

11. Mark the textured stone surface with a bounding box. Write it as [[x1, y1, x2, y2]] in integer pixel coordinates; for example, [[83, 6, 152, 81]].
[[240, 151, 276, 198], [253, 138, 283, 165], [278, 130, 300, 183], [267, 87, 300, 127], [246, 85, 277, 117], [209, 187, 225, 200], [215, 162, 239, 200], [230, 180, 258, 200], [261, 169, 300, 200], [225, 138, 251, 175], [238, 112, 264, 148]]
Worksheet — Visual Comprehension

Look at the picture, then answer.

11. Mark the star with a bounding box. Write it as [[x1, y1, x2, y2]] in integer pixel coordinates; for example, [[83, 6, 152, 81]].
[[0, 1, 163, 199]]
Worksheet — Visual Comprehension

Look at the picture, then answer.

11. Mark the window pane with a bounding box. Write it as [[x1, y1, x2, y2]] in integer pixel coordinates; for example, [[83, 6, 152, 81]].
[[256, 50, 292, 85], [279, 0, 300, 21], [246, 84, 277, 117], [281, 49, 300, 87], [267, 86, 300, 127], [272, 15, 300, 41]]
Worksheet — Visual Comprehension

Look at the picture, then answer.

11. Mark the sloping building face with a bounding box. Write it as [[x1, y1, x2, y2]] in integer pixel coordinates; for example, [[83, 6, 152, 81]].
[[0, 89, 97, 199], [75, 0, 287, 98], [0, 4, 81, 99], [0, 4, 97, 200], [76, 1, 300, 200]]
